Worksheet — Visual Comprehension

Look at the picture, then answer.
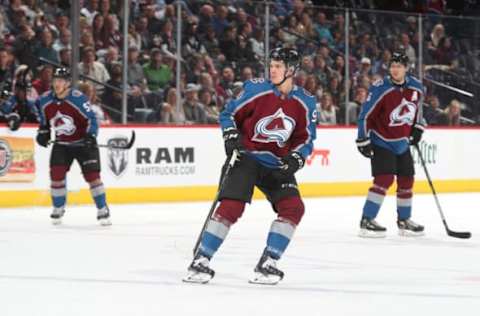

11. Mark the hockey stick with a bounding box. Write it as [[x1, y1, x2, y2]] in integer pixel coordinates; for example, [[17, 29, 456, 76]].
[[414, 143, 471, 239], [193, 150, 239, 256], [48, 130, 136, 150]]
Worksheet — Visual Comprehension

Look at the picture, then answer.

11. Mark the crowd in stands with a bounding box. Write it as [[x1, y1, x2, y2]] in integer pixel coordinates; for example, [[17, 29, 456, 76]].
[[1, 0, 480, 126]]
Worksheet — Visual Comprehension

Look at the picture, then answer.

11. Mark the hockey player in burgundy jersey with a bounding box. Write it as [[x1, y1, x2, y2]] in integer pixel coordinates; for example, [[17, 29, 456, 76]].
[[36, 68, 111, 226], [184, 47, 317, 285], [356, 52, 425, 238]]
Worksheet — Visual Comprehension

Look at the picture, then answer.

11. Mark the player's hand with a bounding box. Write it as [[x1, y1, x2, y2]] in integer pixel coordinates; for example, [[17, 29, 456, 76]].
[[223, 127, 244, 157], [84, 134, 97, 149], [274, 151, 305, 179], [36, 126, 51, 147], [356, 137, 373, 158], [410, 124, 424, 146], [6, 113, 21, 131]]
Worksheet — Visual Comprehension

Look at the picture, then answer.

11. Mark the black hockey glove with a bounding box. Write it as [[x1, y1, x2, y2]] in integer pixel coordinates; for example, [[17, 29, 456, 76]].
[[6, 113, 21, 131], [36, 126, 51, 147], [409, 124, 424, 146], [84, 134, 97, 149], [223, 127, 244, 157], [273, 151, 305, 180], [356, 137, 373, 158]]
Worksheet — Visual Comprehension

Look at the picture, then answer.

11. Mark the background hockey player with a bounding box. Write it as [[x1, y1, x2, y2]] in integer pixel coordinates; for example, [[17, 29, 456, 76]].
[[184, 47, 317, 285], [0, 80, 38, 131], [356, 52, 425, 238], [36, 67, 111, 225]]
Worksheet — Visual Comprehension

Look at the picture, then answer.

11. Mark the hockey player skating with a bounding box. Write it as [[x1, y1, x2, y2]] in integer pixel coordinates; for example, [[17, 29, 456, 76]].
[[184, 47, 317, 285], [356, 52, 425, 238], [36, 68, 111, 226]]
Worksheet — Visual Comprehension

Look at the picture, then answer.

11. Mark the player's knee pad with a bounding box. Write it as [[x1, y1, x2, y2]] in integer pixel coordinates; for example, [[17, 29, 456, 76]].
[[372, 174, 395, 193], [83, 171, 101, 186], [214, 199, 246, 225], [50, 166, 68, 182], [275, 196, 305, 226]]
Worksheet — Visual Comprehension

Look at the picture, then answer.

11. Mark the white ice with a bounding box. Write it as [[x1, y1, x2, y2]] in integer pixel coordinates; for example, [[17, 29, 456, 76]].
[[1, 193, 479, 316]]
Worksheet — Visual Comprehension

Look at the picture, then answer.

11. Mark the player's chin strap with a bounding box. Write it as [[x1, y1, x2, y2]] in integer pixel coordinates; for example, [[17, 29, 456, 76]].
[[273, 65, 298, 87]]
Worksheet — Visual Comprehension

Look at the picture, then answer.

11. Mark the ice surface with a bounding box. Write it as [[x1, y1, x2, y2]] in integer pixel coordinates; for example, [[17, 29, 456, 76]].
[[1, 193, 479, 316]]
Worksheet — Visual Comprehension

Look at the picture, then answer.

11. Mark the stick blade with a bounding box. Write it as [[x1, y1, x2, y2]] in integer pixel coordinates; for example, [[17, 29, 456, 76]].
[[447, 230, 472, 239]]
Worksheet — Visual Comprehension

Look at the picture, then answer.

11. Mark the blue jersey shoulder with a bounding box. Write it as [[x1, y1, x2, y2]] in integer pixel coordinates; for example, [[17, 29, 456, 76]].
[[66, 89, 88, 105], [292, 86, 316, 110], [242, 78, 273, 96], [406, 75, 425, 93]]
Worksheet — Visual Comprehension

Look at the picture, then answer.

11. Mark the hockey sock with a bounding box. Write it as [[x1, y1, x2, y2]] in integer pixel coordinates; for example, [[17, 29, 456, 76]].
[[265, 196, 304, 259], [84, 172, 107, 209], [397, 176, 413, 220], [50, 166, 68, 210], [266, 219, 295, 259], [199, 199, 245, 258], [362, 174, 394, 219]]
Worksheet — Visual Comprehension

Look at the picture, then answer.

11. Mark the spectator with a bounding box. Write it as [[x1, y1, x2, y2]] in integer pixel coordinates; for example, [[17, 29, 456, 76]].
[[212, 5, 229, 36], [0, 47, 15, 84], [78, 46, 111, 94], [35, 29, 58, 64], [143, 48, 172, 92], [424, 95, 448, 125], [399, 33, 416, 67], [13, 24, 37, 70], [199, 89, 219, 124], [445, 99, 461, 126], [183, 83, 207, 124], [314, 11, 334, 47], [92, 13, 105, 49], [433, 37, 455, 65], [101, 62, 126, 122], [101, 14, 122, 50], [59, 47, 71, 67], [102, 46, 119, 76], [32, 64, 53, 95], [81, 0, 99, 25], [53, 28, 71, 53], [345, 86, 368, 125], [317, 92, 337, 125], [78, 80, 110, 125], [159, 87, 184, 124]]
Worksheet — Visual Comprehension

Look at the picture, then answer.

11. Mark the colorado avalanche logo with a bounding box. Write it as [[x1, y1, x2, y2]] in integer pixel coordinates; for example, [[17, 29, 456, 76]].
[[252, 108, 296, 147], [50, 112, 76, 136], [107, 136, 129, 177], [389, 98, 417, 127]]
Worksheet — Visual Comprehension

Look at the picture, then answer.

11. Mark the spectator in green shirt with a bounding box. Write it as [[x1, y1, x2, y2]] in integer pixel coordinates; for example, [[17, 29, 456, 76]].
[[143, 48, 172, 92]]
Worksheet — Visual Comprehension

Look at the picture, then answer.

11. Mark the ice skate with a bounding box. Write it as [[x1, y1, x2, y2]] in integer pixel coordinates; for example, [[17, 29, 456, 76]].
[[249, 249, 284, 285], [97, 207, 111, 226], [50, 208, 65, 225], [397, 218, 424, 237], [359, 217, 386, 238], [183, 254, 215, 284]]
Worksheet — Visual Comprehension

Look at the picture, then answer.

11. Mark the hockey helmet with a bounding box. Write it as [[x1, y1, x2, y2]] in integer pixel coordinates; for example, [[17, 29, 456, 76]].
[[389, 52, 409, 67], [269, 47, 301, 73], [53, 67, 71, 80]]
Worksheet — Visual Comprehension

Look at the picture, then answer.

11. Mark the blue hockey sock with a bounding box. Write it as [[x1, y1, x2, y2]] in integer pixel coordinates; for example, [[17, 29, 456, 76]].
[[51, 180, 66, 209], [90, 182, 107, 210], [397, 197, 412, 220], [199, 219, 230, 259], [362, 190, 385, 219], [266, 220, 295, 260]]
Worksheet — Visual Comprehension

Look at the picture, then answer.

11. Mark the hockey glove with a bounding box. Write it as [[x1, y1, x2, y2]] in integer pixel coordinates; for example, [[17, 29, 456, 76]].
[[409, 124, 424, 146], [356, 137, 373, 158], [36, 126, 51, 147], [84, 134, 97, 149], [273, 151, 305, 180], [6, 113, 21, 131], [223, 127, 244, 157]]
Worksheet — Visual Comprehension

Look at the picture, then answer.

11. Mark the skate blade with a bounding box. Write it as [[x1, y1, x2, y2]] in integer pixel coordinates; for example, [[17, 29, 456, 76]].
[[51, 218, 63, 225], [182, 271, 212, 284], [249, 273, 281, 285], [98, 218, 112, 226], [398, 229, 425, 237], [358, 229, 386, 238]]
